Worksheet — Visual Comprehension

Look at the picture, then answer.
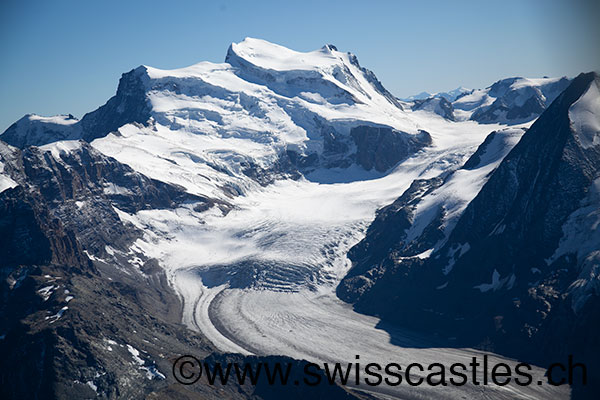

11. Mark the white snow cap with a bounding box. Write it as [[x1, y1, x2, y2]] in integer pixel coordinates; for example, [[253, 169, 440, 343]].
[[228, 37, 343, 71]]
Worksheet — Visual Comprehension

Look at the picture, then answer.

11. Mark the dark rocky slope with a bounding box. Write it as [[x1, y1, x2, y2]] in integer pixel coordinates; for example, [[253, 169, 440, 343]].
[[339, 73, 600, 398], [351, 126, 431, 172]]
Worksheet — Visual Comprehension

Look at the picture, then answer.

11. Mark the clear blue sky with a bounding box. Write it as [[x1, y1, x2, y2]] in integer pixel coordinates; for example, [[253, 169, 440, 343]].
[[1, 0, 598, 132]]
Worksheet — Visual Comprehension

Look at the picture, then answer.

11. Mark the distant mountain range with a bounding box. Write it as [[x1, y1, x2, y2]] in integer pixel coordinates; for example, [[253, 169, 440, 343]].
[[403, 76, 572, 124], [400, 86, 472, 102]]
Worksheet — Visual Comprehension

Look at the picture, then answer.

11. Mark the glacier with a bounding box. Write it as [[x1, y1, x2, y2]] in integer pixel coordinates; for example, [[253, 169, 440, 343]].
[[0, 37, 577, 399]]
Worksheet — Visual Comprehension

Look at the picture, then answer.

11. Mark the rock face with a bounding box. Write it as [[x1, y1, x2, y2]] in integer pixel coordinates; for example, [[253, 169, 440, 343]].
[[0, 139, 206, 399], [79, 67, 152, 142], [1, 68, 151, 149], [338, 73, 600, 398], [351, 126, 431, 172], [337, 176, 444, 302], [411, 96, 455, 120]]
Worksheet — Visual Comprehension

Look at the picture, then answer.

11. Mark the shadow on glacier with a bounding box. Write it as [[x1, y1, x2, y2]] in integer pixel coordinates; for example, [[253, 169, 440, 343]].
[[303, 164, 388, 184], [372, 318, 591, 399], [190, 259, 329, 292], [372, 318, 463, 349]]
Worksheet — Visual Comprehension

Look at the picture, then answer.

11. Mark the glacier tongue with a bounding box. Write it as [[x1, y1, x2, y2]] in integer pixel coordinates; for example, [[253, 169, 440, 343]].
[[123, 117, 550, 400]]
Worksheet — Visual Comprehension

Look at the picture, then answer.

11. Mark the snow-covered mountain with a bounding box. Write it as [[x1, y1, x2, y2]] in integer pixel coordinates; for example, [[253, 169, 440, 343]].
[[1, 114, 81, 147], [401, 86, 471, 102], [411, 96, 456, 120], [454, 75, 571, 123], [1, 37, 595, 399], [3, 38, 428, 187], [402, 77, 571, 124]]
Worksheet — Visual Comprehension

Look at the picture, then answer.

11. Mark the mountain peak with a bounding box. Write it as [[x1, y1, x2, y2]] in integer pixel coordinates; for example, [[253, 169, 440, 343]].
[[226, 37, 342, 72], [0, 113, 81, 148]]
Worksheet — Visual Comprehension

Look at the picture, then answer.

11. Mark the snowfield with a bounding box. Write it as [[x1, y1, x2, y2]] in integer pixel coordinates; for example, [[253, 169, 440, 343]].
[[0, 162, 18, 193]]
